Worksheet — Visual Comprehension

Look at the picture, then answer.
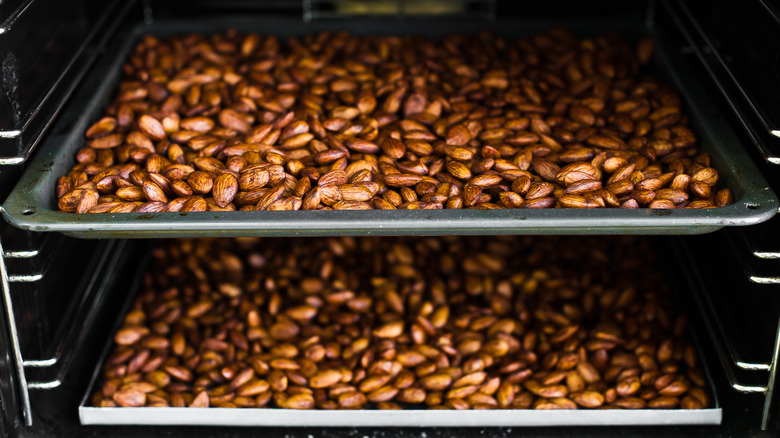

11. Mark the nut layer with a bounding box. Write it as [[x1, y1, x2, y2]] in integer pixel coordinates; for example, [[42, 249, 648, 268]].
[[94, 236, 710, 410], [60, 30, 732, 213]]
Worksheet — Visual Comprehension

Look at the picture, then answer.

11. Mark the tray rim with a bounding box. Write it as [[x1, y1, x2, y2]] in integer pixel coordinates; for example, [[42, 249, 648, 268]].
[[3, 16, 777, 238], [78, 406, 723, 427]]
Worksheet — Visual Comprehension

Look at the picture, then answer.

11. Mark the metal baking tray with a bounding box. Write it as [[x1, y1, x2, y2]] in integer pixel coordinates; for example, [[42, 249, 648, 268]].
[[78, 242, 723, 427], [3, 17, 777, 238], [79, 407, 722, 427]]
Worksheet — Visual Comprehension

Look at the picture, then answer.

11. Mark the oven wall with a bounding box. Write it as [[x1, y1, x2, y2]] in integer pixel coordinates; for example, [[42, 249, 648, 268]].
[[0, 0, 778, 436]]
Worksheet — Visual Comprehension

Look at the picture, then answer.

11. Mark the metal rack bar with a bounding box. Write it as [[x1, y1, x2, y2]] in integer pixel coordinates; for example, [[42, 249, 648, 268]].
[[4, 249, 39, 259], [7, 273, 42, 283], [0, 0, 34, 34], [23, 357, 56, 367], [747, 275, 780, 285], [735, 226, 780, 260], [661, 0, 780, 164], [757, 0, 780, 23], [723, 228, 780, 284], [3, 232, 60, 259], [0, 236, 32, 426], [3, 232, 63, 283], [26, 381, 60, 390], [723, 207, 780, 261]]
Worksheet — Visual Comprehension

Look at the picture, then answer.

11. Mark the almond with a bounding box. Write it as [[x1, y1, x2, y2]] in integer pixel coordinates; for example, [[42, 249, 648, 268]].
[[213, 173, 238, 207]]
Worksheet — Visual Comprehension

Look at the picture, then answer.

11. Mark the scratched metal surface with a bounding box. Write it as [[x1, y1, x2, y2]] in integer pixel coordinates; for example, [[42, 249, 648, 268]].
[[3, 16, 776, 237]]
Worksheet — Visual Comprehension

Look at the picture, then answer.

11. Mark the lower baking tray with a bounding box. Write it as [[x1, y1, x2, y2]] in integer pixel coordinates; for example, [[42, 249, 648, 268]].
[[79, 323, 723, 427], [4, 16, 776, 237], [78, 241, 722, 427]]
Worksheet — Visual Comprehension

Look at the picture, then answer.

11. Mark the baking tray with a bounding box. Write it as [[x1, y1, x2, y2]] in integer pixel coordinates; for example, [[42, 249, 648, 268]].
[[79, 407, 722, 427], [3, 17, 777, 238], [77, 242, 723, 427]]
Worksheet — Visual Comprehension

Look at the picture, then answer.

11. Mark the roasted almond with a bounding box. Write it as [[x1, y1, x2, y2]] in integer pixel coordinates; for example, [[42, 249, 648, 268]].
[[138, 115, 166, 141], [213, 173, 239, 207]]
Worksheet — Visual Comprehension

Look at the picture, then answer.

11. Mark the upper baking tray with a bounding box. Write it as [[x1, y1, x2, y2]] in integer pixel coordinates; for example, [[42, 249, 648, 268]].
[[2, 17, 777, 238]]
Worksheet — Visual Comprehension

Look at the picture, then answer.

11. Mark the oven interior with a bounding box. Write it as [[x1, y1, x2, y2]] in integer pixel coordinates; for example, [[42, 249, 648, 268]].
[[1, 0, 779, 436]]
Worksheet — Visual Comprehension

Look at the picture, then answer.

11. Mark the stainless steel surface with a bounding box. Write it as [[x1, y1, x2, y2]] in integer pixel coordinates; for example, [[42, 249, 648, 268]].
[[4, 249, 39, 258], [747, 250, 780, 260], [7, 273, 42, 282], [78, 407, 723, 427], [1, 17, 778, 237], [26, 380, 61, 390], [747, 275, 780, 285], [0, 236, 32, 425]]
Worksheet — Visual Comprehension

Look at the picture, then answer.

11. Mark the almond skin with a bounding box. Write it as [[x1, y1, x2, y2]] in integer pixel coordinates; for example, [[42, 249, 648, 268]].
[[112, 389, 146, 407], [212, 173, 238, 208], [138, 115, 166, 141]]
